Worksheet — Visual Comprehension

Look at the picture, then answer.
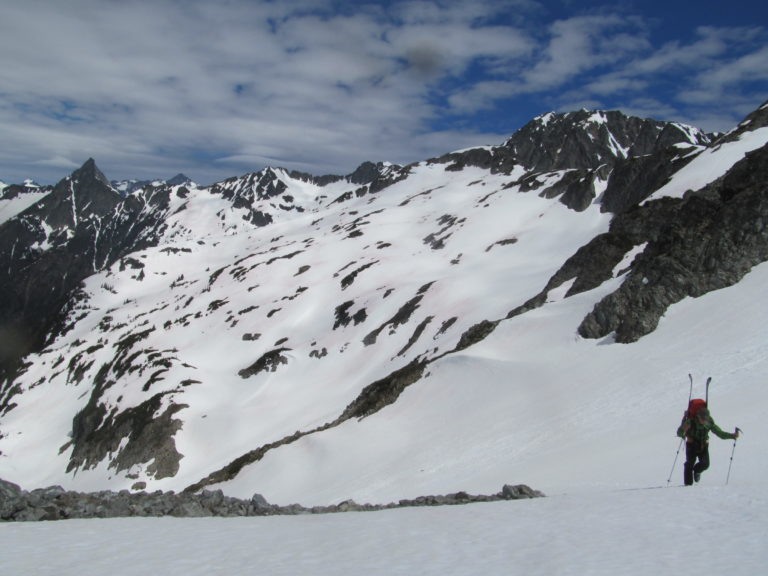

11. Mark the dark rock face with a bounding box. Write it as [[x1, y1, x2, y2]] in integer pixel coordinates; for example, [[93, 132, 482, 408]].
[[428, 148, 494, 171], [501, 137, 768, 344], [714, 99, 768, 145], [578, 143, 768, 342], [497, 109, 710, 174], [600, 145, 703, 214], [428, 109, 710, 215], [67, 392, 186, 479], [0, 160, 122, 383], [0, 477, 543, 522], [0, 160, 268, 390], [340, 358, 428, 420], [348, 161, 388, 184], [352, 161, 411, 194], [238, 348, 291, 378], [537, 168, 602, 212]]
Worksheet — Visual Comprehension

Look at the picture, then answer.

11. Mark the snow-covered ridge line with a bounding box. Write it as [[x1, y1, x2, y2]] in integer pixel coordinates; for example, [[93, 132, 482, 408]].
[[646, 126, 768, 202]]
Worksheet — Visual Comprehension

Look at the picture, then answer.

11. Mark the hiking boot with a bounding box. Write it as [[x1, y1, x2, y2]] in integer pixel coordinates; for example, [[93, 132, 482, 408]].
[[693, 472, 701, 483]]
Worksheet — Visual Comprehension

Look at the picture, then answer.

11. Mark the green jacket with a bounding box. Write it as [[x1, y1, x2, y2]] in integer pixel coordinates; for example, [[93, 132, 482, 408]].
[[677, 408, 737, 443]]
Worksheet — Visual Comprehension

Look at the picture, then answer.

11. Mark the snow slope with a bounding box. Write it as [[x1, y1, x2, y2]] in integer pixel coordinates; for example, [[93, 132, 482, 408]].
[[1, 134, 766, 505], [1, 486, 766, 575], [0, 188, 50, 225], [646, 127, 768, 201], [0, 163, 614, 494], [214, 259, 768, 504]]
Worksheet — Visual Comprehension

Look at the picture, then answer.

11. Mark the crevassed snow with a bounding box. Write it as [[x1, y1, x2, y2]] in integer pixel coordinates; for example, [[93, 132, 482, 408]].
[[645, 127, 768, 202]]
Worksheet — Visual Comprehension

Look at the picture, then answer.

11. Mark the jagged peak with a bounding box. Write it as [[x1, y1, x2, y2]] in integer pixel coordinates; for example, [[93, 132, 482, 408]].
[[348, 161, 396, 185], [715, 98, 768, 145], [502, 108, 710, 172], [166, 173, 194, 187], [71, 158, 111, 188], [46, 158, 120, 219]]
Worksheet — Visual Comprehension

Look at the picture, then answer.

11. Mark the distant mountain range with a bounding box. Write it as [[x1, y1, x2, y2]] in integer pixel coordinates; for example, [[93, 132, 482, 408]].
[[1, 101, 766, 501]]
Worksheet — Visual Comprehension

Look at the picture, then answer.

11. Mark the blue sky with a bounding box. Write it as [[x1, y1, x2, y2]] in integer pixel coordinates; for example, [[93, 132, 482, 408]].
[[1, 0, 766, 185]]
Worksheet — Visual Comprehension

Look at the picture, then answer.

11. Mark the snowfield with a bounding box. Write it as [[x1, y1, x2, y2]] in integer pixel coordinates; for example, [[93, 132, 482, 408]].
[[2, 258, 766, 576], [2, 486, 766, 575]]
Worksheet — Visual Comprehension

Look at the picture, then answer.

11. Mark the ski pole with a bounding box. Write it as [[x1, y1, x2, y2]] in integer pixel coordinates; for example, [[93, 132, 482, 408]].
[[667, 375, 694, 485], [667, 437, 685, 485], [666, 374, 695, 485], [725, 427, 742, 485]]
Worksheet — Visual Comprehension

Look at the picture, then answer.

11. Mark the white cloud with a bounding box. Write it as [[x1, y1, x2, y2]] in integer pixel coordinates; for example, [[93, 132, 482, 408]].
[[522, 15, 646, 91], [445, 14, 650, 114], [0, 0, 539, 183], [0, 1, 765, 184]]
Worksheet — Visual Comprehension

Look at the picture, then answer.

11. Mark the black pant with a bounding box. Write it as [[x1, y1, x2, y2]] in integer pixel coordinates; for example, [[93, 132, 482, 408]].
[[684, 440, 710, 485]]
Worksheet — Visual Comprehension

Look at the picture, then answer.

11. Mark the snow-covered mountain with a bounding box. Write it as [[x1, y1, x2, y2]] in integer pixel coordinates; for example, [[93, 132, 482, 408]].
[[0, 103, 766, 505], [0, 181, 52, 226], [111, 173, 196, 196]]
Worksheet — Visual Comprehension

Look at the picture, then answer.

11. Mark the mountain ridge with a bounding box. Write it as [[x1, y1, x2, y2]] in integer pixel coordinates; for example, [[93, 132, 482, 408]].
[[0, 102, 766, 501]]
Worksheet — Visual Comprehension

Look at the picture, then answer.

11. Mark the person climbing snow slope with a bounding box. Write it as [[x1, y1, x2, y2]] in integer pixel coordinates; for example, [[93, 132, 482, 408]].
[[677, 399, 739, 486]]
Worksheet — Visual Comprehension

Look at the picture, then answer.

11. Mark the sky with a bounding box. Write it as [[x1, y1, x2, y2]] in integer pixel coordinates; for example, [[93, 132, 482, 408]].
[[1, 0, 766, 185]]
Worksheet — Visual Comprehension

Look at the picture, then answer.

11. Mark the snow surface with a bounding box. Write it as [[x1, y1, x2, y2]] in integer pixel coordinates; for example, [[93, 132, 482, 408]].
[[646, 127, 768, 202], [0, 163, 615, 495], [1, 487, 766, 575], [213, 259, 767, 504], [1, 141, 766, 506], [3, 186, 766, 576], [0, 189, 50, 225]]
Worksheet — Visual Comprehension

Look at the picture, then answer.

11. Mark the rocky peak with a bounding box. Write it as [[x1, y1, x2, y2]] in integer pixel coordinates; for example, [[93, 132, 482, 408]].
[[715, 99, 768, 145], [346, 161, 409, 194], [167, 173, 193, 187], [348, 161, 387, 185], [71, 158, 111, 188], [498, 109, 710, 173], [40, 159, 121, 229]]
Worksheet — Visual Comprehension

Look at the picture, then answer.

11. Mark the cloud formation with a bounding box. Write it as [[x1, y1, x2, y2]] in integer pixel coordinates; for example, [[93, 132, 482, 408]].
[[0, 0, 765, 184]]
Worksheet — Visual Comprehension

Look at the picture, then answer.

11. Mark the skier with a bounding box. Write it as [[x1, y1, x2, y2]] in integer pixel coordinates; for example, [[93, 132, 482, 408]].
[[677, 402, 739, 486]]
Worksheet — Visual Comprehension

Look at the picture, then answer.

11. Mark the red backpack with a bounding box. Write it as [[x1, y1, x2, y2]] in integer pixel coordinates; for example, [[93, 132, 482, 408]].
[[687, 398, 707, 418]]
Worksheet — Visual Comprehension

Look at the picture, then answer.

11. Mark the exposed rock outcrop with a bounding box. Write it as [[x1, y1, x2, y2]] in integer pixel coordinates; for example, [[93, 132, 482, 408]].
[[0, 478, 543, 522], [579, 143, 768, 342]]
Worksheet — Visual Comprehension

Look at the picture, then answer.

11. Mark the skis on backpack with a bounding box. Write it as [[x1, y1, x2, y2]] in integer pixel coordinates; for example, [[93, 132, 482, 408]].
[[668, 374, 712, 485], [688, 374, 712, 407]]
